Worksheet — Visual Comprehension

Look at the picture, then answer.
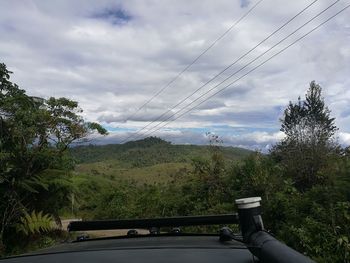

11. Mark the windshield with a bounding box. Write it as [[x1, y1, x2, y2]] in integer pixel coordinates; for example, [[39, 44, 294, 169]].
[[0, 1, 349, 262]]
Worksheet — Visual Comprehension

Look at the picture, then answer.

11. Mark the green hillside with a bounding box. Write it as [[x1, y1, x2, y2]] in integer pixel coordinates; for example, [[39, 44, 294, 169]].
[[70, 137, 252, 184], [66, 137, 252, 219], [71, 137, 252, 166], [74, 161, 191, 185]]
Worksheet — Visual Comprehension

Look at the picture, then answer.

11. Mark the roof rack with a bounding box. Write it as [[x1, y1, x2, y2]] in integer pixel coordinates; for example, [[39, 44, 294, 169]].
[[68, 197, 315, 263], [68, 214, 239, 232]]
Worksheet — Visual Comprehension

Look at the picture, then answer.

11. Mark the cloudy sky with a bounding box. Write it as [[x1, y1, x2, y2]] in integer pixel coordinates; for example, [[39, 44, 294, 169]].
[[0, 0, 349, 150]]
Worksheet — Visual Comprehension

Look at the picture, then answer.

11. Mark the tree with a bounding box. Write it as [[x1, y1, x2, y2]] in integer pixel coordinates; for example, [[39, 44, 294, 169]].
[[271, 81, 338, 190], [0, 62, 107, 251], [280, 81, 337, 145]]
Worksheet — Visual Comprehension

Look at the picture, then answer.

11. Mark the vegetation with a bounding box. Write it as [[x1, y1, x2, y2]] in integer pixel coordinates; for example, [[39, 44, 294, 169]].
[[70, 136, 251, 166], [69, 82, 349, 262], [16, 211, 54, 236], [271, 81, 339, 190], [1, 63, 349, 262], [0, 63, 107, 254], [70, 136, 251, 186]]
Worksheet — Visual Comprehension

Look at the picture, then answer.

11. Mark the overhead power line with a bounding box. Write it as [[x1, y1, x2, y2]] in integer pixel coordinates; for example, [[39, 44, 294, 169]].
[[123, 0, 264, 122], [120, 0, 320, 143], [133, 1, 348, 141]]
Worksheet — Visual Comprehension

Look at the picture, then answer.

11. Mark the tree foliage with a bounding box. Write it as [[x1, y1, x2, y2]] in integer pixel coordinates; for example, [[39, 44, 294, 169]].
[[272, 81, 339, 190], [0, 62, 107, 252], [70, 82, 350, 262], [280, 81, 337, 144]]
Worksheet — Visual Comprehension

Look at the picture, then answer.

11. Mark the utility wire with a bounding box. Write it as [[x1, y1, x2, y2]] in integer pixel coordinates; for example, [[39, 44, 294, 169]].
[[136, 1, 348, 140], [125, 0, 335, 141], [123, 0, 264, 123], [120, 0, 320, 143]]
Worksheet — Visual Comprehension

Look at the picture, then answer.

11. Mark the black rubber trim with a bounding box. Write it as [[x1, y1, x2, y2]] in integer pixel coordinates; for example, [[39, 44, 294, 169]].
[[68, 214, 239, 232]]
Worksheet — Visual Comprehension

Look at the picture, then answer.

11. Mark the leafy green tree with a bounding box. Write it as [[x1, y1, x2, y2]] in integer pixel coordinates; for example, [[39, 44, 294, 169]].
[[271, 81, 338, 190], [266, 81, 350, 261], [0, 62, 107, 251], [227, 152, 282, 201]]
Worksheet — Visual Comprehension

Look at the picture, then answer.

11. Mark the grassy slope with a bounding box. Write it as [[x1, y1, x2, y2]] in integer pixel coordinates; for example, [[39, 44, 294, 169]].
[[70, 137, 252, 184], [61, 137, 253, 219], [75, 161, 191, 184]]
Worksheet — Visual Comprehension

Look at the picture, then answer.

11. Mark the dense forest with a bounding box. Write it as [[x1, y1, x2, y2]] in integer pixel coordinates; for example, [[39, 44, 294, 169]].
[[1, 63, 350, 262]]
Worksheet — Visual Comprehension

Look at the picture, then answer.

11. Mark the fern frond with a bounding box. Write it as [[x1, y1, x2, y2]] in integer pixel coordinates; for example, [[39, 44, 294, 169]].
[[16, 210, 54, 236], [17, 174, 49, 193]]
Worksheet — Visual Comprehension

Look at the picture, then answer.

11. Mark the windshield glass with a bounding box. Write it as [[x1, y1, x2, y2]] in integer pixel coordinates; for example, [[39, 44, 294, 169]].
[[0, 1, 349, 262]]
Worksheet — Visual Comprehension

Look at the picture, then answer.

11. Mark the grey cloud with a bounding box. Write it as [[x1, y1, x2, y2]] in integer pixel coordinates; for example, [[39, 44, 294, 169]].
[[215, 84, 252, 100], [98, 114, 126, 123], [97, 105, 178, 123], [189, 108, 281, 129], [92, 7, 132, 25], [89, 129, 284, 152], [195, 100, 226, 110], [240, 0, 251, 8], [0, 0, 349, 145]]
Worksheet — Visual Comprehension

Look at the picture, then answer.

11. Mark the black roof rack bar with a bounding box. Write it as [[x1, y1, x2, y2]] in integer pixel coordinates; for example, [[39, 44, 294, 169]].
[[67, 213, 239, 232]]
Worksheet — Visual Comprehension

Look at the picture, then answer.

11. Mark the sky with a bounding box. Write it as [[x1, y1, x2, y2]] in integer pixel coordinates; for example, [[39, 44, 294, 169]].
[[0, 0, 349, 150]]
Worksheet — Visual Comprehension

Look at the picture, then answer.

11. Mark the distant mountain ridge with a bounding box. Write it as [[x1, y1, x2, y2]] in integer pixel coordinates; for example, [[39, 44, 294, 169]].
[[70, 137, 252, 168]]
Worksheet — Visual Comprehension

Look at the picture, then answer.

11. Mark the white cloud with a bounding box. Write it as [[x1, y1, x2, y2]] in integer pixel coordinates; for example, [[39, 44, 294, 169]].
[[339, 132, 350, 146], [0, 0, 349, 149]]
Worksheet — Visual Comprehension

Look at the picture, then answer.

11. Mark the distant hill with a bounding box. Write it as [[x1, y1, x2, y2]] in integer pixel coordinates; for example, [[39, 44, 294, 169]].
[[69, 137, 253, 185], [70, 137, 252, 167]]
